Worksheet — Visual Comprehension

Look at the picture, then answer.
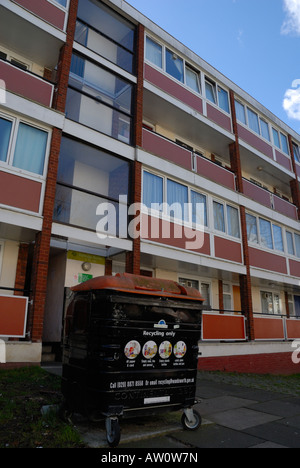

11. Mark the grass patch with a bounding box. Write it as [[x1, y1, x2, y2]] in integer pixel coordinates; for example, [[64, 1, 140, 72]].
[[0, 367, 84, 448], [198, 371, 300, 396]]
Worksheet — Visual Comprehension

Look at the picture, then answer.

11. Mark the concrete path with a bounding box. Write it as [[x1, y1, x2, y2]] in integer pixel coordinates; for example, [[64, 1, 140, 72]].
[[42, 364, 300, 448]]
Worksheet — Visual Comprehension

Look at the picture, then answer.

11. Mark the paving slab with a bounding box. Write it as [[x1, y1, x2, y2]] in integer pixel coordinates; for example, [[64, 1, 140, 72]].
[[196, 396, 257, 417], [250, 441, 288, 448], [207, 408, 282, 431], [172, 424, 264, 449], [277, 414, 300, 429], [244, 421, 300, 448], [246, 399, 300, 418]]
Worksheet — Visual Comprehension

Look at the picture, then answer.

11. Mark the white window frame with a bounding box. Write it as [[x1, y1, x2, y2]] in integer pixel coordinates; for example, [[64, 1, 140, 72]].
[[223, 283, 233, 310], [260, 290, 281, 315], [178, 276, 212, 307], [0, 111, 51, 180], [47, 0, 69, 11], [212, 198, 240, 240], [0, 241, 4, 279], [246, 212, 287, 254]]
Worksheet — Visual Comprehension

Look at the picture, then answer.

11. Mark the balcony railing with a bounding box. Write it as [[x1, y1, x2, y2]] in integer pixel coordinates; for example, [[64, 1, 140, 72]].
[[254, 313, 300, 341], [142, 128, 236, 190], [0, 287, 30, 338], [243, 178, 298, 220], [0, 59, 54, 107]]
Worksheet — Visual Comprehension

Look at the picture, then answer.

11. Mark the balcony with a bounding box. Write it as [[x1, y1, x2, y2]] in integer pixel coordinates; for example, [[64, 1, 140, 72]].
[[243, 178, 298, 220], [142, 128, 236, 190], [0, 59, 54, 107], [13, 0, 67, 31], [0, 287, 29, 338], [254, 314, 300, 341]]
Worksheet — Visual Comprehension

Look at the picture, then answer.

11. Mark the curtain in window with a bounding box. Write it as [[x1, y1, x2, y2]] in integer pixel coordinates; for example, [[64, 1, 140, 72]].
[[272, 225, 284, 251], [235, 100, 246, 124], [295, 234, 300, 258], [259, 218, 273, 249], [280, 134, 289, 155], [166, 49, 184, 83], [143, 172, 163, 209], [13, 123, 48, 175], [247, 108, 260, 134], [146, 37, 162, 68], [201, 283, 211, 307], [246, 214, 258, 243], [0, 117, 12, 162], [227, 205, 240, 238], [272, 128, 280, 148], [286, 231, 295, 256], [167, 179, 188, 221], [191, 191, 207, 226], [213, 201, 225, 232], [218, 87, 229, 113], [260, 119, 270, 141], [205, 81, 216, 104], [186, 67, 200, 93]]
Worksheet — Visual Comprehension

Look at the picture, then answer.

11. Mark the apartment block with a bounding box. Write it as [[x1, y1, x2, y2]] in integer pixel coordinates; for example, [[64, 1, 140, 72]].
[[1, 0, 300, 373]]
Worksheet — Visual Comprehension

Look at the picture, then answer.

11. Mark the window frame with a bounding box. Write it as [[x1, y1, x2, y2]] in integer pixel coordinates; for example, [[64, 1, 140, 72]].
[[260, 290, 281, 315], [0, 241, 4, 279], [213, 199, 240, 239], [0, 111, 51, 179]]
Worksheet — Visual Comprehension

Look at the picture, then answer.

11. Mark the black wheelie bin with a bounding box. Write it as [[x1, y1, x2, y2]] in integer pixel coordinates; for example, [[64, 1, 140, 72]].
[[61, 273, 205, 447]]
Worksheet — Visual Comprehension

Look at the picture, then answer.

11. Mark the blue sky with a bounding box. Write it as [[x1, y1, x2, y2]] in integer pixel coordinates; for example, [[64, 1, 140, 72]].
[[126, 0, 300, 135]]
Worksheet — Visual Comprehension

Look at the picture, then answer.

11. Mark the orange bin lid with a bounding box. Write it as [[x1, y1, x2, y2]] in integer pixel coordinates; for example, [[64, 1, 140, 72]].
[[72, 273, 204, 302]]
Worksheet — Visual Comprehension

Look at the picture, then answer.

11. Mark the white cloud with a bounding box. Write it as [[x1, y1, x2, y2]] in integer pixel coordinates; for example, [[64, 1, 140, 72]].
[[283, 83, 300, 120], [281, 0, 300, 35]]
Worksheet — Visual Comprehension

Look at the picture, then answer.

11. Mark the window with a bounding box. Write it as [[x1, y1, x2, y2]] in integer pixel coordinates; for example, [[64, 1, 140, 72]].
[[166, 49, 184, 83], [261, 291, 281, 315], [213, 201, 225, 232], [205, 78, 217, 105], [167, 179, 189, 221], [213, 202, 240, 237], [0, 241, 3, 278], [143, 172, 163, 210], [54, 136, 130, 232], [295, 234, 300, 258], [223, 284, 232, 310], [186, 66, 200, 93], [293, 143, 300, 163], [272, 128, 289, 155], [286, 231, 295, 256], [0, 117, 12, 162], [0, 113, 49, 176], [246, 213, 258, 244], [235, 100, 246, 125], [218, 87, 230, 113], [145, 36, 162, 69], [272, 224, 284, 252], [260, 118, 270, 141], [272, 128, 280, 149], [76, 0, 135, 74], [66, 53, 133, 144], [227, 205, 240, 239], [13, 123, 48, 175], [142, 171, 208, 228], [179, 278, 211, 307], [53, 0, 67, 7], [280, 134, 289, 155], [247, 108, 260, 134], [191, 191, 207, 227], [259, 218, 273, 249]]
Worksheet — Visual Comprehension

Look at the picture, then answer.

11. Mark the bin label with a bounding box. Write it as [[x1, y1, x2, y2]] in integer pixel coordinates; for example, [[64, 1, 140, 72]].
[[142, 341, 157, 359], [124, 340, 141, 360]]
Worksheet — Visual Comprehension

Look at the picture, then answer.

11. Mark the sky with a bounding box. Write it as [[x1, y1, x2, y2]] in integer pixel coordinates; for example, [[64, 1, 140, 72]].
[[126, 0, 300, 135]]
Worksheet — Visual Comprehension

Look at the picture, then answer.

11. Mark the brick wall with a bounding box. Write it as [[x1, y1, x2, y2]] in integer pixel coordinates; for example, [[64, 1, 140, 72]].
[[198, 352, 299, 376], [28, 0, 79, 343]]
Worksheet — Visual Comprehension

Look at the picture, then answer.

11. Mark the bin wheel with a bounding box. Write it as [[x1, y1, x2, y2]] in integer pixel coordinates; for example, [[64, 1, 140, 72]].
[[106, 417, 121, 448], [181, 409, 202, 431]]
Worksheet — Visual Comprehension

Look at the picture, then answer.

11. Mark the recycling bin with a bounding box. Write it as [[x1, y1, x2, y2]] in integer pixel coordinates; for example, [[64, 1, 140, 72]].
[[61, 273, 205, 447]]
